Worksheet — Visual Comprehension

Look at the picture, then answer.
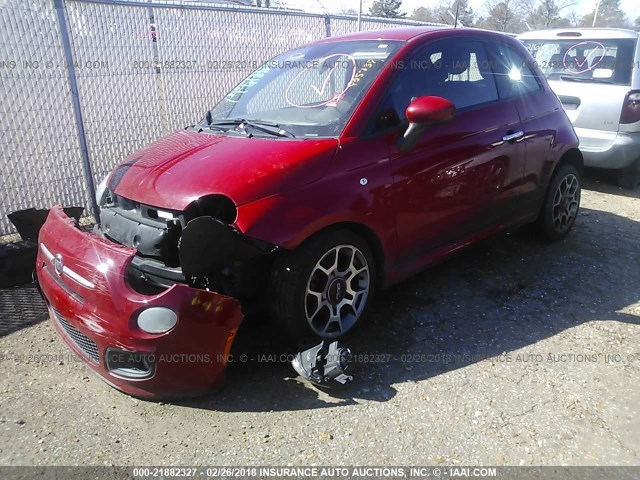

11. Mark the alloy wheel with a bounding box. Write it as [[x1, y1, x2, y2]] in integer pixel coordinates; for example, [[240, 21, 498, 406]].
[[304, 245, 370, 338], [552, 173, 580, 232]]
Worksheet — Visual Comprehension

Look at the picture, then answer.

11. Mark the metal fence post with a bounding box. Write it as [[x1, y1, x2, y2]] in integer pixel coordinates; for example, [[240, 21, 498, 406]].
[[148, 4, 170, 135], [53, 0, 100, 221], [324, 16, 331, 37]]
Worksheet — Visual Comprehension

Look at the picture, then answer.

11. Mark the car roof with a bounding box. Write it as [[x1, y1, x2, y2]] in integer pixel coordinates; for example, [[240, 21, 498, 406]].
[[518, 28, 640, 40], [310, 26, 517, 45], [310, 26, 449, 44]]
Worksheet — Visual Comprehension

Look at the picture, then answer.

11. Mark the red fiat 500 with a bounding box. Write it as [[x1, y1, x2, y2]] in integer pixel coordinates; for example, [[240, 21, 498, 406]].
[[36, 27, 582, 398]]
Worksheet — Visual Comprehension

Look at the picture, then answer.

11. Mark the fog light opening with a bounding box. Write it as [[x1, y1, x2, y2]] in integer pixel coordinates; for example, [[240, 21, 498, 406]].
[[106, 348, 155, 379], [137, 307, 178, 334]]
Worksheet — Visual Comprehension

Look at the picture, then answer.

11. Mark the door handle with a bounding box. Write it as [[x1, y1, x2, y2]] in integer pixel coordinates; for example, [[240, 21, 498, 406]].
[[502, 131, 525, 142]]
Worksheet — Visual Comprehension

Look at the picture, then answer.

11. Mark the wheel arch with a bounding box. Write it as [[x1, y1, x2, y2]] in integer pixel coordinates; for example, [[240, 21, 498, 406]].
[[554, 147, 584, 177], [289, 221, 387, 290], [535, 150, 582, 241], [535, 147, 583, 228]]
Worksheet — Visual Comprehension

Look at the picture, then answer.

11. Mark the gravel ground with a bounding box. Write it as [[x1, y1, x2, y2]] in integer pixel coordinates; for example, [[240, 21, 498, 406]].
[[0, 176, 638, 467]]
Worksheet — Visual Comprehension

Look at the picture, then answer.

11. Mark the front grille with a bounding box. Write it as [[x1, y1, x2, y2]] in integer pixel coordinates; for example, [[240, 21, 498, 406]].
[[52, 310, 100, 364]]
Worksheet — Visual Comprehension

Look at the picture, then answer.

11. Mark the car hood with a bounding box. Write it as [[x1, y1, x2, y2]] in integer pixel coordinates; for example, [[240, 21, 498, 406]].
[[110, 130, 339, 210]]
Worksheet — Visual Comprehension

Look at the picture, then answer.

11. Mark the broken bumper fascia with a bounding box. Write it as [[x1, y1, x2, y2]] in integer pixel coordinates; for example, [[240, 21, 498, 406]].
[[35, 206, 244, 399]]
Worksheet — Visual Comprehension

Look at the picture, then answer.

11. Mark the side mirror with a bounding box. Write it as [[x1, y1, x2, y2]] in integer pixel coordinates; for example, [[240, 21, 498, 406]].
[[399, 96, 456, 152]]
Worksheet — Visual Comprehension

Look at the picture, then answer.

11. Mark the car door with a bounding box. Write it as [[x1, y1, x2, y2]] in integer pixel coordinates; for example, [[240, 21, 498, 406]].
[[384, 38, 527, 268], [485, 40, 563, 211]]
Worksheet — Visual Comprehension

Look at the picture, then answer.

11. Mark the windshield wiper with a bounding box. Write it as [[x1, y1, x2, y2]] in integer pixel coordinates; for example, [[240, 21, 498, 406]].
[[206, 118, 295, 138], [247, 119, 296, 137], [560, 75, 613, 84]]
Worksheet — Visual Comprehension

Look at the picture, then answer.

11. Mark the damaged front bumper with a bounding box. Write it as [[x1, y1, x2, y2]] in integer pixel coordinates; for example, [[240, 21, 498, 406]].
[[35, 206, 244, 399]]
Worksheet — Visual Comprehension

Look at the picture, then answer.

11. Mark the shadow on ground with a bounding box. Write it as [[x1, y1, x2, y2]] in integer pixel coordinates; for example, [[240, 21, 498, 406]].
[[181, 206, 640, 412], [1, 200, 638, 412], [583, 169, 640, 199], [0, 285, 47, 337]]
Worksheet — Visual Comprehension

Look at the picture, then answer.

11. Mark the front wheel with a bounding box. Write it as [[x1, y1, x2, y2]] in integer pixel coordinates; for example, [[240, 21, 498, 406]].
[[536, 164, 581, 241], [270, 230, 375, 342]]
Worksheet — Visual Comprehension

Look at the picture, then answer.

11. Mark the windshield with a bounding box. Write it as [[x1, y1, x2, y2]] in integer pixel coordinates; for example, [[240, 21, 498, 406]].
[[522, 38, 637, 85], [204, 40, 403, 138]]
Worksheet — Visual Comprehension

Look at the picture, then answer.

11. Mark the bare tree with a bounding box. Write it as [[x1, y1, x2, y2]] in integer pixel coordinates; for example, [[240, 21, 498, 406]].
[[450, 0, 475, 26], [476, 0, 526, 33], [581, 0, 629, 27], [411, 6, 432, 22], [369, 0, 407, 18], [411, 6, 450, 24], [564, 10, 580, 26], [411, 0, 475, 26], [526, 0, 576, 29]]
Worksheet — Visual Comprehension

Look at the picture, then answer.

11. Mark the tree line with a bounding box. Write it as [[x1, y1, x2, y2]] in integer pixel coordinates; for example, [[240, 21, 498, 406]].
[[366, 0, 638, 33]]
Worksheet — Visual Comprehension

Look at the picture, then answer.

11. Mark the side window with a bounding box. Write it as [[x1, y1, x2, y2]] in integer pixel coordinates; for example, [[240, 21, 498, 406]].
[[487, 43, 542, 99], [385, 38, 500, 123]]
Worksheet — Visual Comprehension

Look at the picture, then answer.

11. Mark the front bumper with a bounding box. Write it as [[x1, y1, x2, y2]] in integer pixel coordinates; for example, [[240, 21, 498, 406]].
[[35, 206, 244, 399], [576, 128, 640, 170]]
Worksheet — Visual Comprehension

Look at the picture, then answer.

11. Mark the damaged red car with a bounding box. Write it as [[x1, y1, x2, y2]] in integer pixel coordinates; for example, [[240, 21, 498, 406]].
[[36, 27, 582, 398]]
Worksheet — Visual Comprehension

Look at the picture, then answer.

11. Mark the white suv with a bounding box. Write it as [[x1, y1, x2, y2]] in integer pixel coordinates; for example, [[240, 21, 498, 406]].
[[519, 28, 640, 188]]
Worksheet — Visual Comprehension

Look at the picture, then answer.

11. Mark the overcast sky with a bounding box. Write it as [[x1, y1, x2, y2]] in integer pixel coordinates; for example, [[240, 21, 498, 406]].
[[284, 0, 640, 22]]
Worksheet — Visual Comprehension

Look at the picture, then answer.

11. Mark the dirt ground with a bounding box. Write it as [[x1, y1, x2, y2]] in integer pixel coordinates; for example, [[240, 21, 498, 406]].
[[0, 175, 638, 467]]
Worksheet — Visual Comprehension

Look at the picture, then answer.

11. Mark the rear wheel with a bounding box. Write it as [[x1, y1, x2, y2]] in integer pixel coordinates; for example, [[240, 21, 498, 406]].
[[270, 230, 375, 342], [536, 164, 581, 241], [616, 158, 640, 189]]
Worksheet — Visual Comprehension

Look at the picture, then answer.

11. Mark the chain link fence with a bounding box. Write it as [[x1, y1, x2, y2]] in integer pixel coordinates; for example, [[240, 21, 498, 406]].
[[0, 0, 441, 236], [1, 0, 88, 236]]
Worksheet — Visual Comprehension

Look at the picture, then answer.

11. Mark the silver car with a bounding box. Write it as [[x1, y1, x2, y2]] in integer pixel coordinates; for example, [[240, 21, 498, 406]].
[[519, 28, 640, 188]]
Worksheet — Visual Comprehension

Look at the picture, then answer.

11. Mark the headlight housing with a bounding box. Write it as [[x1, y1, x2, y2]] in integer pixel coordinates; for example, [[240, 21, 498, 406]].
[[137, 307, 178, 334]]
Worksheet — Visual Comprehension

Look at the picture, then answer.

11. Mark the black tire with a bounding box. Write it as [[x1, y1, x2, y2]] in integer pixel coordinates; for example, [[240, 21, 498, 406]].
[[616, 158, 640, 189], [536, 164, 581, 241], [270, 229, 376, 343]]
